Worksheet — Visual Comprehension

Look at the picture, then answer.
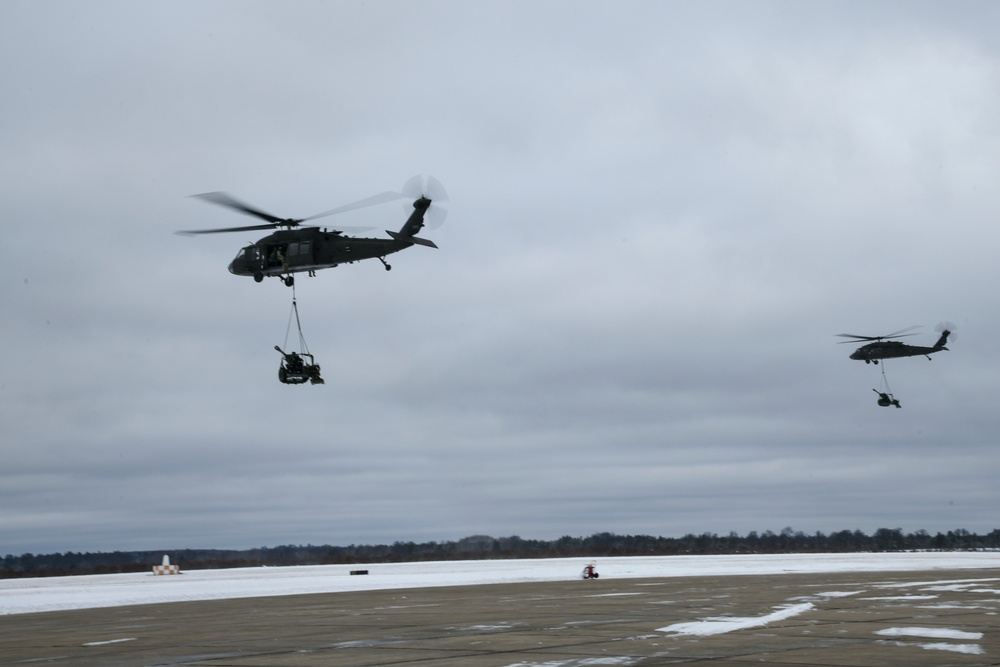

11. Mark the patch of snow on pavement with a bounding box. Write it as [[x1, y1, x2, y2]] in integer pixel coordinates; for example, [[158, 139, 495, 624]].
[[503, 658, 638, 666], [657, 602, 814, 636], [81, 638, 136, 646], [918, 643, 985, 655], [875, 627, 983, 640], [862, 595, 937, 601], [875, 627, 985, 656]]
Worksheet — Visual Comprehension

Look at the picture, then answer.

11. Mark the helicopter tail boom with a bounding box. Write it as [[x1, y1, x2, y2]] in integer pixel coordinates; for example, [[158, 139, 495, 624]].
[[384, 196, 439, 249]]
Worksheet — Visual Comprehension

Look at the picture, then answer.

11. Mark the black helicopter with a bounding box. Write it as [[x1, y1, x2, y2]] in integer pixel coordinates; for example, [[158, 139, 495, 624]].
[[836, 323, 952, 364], [178, 175, 448, 286]]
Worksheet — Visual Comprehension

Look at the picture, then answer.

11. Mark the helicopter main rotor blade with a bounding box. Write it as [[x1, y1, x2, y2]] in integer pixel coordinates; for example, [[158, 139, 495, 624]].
[[884, 325, 923, 338], [836, 334, 878, 342], [835, 325, 922, 343], [184, 186, 422, 236], [191, 192, 288, 224], [175, 223, 279, 236], [302, 191, 407, 221]]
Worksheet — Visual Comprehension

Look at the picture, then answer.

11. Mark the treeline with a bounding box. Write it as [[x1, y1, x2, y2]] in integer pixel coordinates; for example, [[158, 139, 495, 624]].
[[3, 527, 998, 579]]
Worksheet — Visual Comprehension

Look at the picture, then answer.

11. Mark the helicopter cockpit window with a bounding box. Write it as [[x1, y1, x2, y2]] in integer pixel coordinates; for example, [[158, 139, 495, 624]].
[[234, 247, 258, 262]]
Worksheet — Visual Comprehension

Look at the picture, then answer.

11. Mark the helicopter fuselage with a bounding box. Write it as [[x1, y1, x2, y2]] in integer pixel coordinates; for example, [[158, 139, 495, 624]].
[[229, 228, 421, 281], [848, 329, 951, 364], [225, 197, 436, 283]]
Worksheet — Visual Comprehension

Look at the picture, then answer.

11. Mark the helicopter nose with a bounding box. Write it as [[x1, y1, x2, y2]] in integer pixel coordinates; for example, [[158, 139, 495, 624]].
[[228, 261, 236, 275]]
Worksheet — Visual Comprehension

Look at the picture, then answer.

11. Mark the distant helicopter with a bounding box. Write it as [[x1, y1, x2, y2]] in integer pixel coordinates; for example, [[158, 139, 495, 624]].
[[836, 323, 953, 364], [178, 175, 448, 286]]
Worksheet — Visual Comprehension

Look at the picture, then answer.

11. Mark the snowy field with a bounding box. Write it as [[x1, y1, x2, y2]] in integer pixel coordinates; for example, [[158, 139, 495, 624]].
[[2, 551, 998, 616]]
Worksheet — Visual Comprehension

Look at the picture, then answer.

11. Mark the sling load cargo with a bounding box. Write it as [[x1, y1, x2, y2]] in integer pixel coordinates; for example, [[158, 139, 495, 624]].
[[276, 287, 324, 385]]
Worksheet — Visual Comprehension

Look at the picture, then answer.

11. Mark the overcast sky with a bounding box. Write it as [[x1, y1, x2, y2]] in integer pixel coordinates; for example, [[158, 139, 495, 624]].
[[2, 1, 998, 556]]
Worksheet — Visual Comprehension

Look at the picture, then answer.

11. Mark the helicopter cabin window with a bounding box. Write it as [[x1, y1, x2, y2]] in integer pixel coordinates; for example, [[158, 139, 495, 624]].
[[288, 242, 311, 257], [265, 243, 288, 266]]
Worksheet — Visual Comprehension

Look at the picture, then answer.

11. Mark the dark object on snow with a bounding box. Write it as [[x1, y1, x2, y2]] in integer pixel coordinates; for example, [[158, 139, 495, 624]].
[[582, 563, 599, 579]]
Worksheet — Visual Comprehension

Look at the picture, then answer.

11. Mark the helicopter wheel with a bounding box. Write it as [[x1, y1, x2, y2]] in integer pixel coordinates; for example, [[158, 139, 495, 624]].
[[385, 264, 392, 271], [254, 272, 264, 283], [284, 276, 295, 287]]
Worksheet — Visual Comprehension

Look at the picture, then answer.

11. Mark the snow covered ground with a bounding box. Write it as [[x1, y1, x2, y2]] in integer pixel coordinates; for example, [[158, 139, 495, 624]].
[[2, 551, 998, 616]]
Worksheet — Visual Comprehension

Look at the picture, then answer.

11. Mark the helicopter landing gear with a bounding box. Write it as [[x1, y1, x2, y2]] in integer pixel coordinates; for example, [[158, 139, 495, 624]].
[[254, 271, 264, 283], [377, 256, 392, 271], [284, 276, 295, 287]]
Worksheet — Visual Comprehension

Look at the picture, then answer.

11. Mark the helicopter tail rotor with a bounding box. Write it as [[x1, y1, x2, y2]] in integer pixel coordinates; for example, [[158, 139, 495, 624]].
[[934, 320, 957, 348], [401, 174, 449, 229]]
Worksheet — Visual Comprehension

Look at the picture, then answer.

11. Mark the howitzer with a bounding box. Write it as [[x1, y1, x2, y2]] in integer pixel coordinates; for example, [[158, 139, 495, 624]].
[[274, 345, 323, 385]]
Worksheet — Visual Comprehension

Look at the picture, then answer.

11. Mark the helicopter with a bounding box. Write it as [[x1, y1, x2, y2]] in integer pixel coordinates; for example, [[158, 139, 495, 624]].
[[178, 175, 448, 286], [836, 323, 953, 364]]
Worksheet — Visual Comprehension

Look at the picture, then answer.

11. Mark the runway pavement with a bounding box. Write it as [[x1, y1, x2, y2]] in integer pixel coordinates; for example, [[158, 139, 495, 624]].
[[2, 567, 998, 666]]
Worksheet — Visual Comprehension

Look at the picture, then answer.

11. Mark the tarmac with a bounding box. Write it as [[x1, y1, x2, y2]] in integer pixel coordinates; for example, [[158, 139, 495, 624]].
[[2, 567, 999, 666]]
